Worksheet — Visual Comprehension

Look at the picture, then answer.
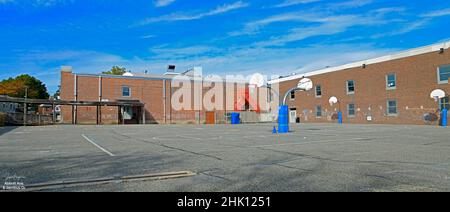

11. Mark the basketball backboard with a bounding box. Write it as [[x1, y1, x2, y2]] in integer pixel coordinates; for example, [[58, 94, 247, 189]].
[[430, 89, 446, 102], [298, 78, 313, 91], [249, 73, 266, 88], [329, 96, 338, 106]]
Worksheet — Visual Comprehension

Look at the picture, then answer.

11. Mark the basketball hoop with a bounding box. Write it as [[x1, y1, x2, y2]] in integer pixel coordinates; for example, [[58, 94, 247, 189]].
[[249, 73, 266, 88], [430, 89, 445, 102], [329, 96, 338, 106], [434, 96, 439, 102]]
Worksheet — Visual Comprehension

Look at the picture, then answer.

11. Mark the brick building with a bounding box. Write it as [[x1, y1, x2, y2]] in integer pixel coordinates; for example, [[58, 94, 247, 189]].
[[269, 42, 450, 125], [60, 67, 267, 124]]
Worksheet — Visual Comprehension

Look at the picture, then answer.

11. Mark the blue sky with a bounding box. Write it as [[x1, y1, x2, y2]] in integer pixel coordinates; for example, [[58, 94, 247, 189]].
[[1, 0, 450, 94]]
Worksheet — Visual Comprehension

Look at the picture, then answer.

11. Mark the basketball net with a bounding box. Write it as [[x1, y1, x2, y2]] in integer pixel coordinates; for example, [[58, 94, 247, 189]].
[[434, 96, 439, 102]]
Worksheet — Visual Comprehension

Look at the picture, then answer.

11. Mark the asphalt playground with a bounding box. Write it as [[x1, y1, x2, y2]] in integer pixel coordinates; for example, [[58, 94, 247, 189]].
[[1, 123, 450, 192]]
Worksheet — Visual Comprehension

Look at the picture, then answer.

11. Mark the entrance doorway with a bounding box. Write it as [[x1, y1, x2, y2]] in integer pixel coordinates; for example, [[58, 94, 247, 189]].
[[290, 108, 297, 123], [205, 111, 216, 124]]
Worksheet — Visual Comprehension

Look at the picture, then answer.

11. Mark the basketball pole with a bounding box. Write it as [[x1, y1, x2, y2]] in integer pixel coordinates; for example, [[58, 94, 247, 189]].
[[442, 108, 448, 127], [278, 87, 304, 134]]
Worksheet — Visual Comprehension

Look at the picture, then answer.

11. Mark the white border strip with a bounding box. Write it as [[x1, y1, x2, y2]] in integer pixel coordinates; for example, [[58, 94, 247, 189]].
[[82, 134, 115, 157], [269, 41, 450, 84]]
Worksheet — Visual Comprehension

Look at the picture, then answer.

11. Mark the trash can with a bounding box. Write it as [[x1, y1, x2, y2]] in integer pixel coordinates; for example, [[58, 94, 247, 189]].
[[231, 113, 240, 125]]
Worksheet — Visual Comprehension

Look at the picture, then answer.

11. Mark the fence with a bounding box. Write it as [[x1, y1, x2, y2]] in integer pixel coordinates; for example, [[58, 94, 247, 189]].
[[5, 112, 54, 126], [0, 113, 5, 126], [168, 111, 268, 124]]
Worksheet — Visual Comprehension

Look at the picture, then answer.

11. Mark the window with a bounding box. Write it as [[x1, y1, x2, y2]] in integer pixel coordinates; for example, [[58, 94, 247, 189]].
[[387, 100, 398, 115], [386, 74, 396, 89], [440, 97, 450, 110], [348, 104, 356, 117], [315, 85, 322, 97], [316, 105, 322, 117], [346, 80, 355, 94], [438, 65, 450, 84], [290, 91, 295, 100], [122, 86, 131, 97]]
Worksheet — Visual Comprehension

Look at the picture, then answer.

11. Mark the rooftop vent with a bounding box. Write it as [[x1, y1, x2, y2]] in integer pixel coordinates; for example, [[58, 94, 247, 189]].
[[167, 65, 176, 72]]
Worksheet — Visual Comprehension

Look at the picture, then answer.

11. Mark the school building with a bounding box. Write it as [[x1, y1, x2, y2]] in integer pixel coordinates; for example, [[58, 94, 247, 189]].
[[269, 41, 450, 125], [59, 67, 267, 125]]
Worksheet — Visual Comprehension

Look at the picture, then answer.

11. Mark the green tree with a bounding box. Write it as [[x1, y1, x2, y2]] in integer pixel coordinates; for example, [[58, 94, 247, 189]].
[[0, 74, 50, 99], [53, 85, 61, 100], [102, 66, 127, 75]]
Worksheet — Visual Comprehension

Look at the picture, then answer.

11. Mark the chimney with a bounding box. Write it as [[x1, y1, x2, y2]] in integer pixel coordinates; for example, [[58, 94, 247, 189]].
[[61, 66, 73, 73]]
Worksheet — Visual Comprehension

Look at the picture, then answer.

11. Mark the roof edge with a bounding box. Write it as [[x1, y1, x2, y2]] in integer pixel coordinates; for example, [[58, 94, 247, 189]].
[[268, 41, 450, 84]]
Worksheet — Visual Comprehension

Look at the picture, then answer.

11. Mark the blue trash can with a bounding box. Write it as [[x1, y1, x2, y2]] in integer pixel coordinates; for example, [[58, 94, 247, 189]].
[[442, 108, 448, 127], [231, 113, 240, 125], [338, 111, 343, 124], [278, 105, 289, 133]]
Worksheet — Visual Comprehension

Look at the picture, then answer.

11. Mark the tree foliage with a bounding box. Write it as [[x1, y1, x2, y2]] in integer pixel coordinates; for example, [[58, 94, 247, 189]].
[[102, 66, 127, 75], [0, 74, 50, 99]]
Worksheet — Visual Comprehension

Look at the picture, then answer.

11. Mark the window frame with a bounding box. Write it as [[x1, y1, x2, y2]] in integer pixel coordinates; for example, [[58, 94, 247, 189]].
[[438, 65, 450, 84], [290, 91, 295, 100], [440, 96, 450, 110], [346, 80, 355, 95], [316, 105, 322, 118], [386, 73, 397, 90], [122, 86, 131, 97], [387, 100, 398, 116], [347, 103, 356, 118], [315, 85, 322, 98]]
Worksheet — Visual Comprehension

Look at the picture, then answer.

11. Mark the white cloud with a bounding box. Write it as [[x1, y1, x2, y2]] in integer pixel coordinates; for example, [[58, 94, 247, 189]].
[[140, 35, 155, 39], [231, 9, 394, 44], [328, 0, 373, 9], [229, 12, 355, 36], [139, 1, 249, 25], [3, 42, 396, 94], [273, 0, 321, 8], [371, 19, 430, 39], [421, 8, 450, 18], [154, 0, 175, 8], [0, 0, 14, 4], [0, 0, 73, 6]]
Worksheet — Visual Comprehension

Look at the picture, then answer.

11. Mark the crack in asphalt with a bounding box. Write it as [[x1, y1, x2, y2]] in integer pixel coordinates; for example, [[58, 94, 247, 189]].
[[111, 131, 223, 161]]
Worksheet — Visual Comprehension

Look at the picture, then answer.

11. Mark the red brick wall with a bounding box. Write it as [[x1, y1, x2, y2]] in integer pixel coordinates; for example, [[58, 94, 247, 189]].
[[277, 50, 450, 125], [60, 73, 263, 124]]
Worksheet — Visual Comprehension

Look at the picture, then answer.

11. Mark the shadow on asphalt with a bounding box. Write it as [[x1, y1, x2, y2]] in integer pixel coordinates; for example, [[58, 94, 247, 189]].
[[0, 126, 19, 136]]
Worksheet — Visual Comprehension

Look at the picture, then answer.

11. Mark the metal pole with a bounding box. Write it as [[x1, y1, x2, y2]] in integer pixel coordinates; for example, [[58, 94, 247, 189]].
[[23, 86, 28, 126], [278, 87, 307, 134]]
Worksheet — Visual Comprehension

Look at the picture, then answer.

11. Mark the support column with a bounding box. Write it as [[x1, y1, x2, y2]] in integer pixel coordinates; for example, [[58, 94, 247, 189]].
[[118, 106, 121, 125], [99, 105, 102, 125], [96, 105, 99, 125], [52, 103, 56, 125], [142, 106, 146, 125], [71, 105, 75, 124], [23, 102, 27, 126]]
